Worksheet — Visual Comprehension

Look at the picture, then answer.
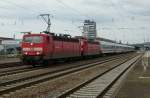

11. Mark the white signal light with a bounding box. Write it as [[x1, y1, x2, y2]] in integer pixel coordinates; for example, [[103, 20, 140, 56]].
[[36, 52, 40, 55]]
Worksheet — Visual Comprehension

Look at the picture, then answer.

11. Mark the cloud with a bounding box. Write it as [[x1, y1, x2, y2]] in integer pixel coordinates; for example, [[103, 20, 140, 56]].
[[0, 0, 149, 44], [120, 0, 150, 16]]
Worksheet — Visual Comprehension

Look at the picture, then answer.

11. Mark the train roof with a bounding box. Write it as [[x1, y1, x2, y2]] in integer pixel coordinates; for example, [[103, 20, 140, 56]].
[[96, 37, 134, 47], [23, 33, 49, 37], [23, 33, 80, 42], [100, 40, 134, 48]]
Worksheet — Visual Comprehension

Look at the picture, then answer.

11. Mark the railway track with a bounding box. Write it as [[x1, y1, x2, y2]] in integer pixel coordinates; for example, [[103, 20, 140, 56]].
[[0, 54, 119, 75], [0, 53, 139, 98], [0, 62, 21, 68], [0, 66, 45, 77], [0, 53, 129, 77], [57, 55, 142, 98], [0, 58, 98, 77]]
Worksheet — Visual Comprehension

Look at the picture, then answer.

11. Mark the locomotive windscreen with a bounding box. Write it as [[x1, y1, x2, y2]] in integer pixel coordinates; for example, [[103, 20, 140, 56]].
[[23, 36, 43, 43]]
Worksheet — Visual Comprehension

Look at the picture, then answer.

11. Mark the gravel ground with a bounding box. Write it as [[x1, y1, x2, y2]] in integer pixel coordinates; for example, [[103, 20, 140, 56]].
[[0, 58, 20, 64], [2, 55, 128, 98], [116, 51, 150, 98]]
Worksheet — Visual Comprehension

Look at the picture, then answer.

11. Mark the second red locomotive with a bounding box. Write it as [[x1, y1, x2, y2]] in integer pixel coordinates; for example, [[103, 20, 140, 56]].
[[21, 32, 101, 66]]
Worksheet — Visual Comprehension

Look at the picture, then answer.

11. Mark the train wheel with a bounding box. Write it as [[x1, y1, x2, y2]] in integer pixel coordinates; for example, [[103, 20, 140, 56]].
[[43, 60, 49, 66], [31, 62, 37, 67], [31, 61, 38, 67]]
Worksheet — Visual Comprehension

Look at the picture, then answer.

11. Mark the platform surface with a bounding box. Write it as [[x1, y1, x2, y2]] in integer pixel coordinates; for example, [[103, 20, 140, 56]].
[[116, 51, 150, 98]]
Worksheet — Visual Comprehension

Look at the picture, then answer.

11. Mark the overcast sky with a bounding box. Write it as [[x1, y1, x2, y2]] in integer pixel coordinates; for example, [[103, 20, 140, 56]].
[[0, 0, 150, 44]]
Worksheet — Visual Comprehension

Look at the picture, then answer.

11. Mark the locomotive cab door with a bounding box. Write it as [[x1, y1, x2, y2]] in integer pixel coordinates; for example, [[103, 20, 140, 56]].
[[80, 39, 88, 56], [44, 35, 53, 59]]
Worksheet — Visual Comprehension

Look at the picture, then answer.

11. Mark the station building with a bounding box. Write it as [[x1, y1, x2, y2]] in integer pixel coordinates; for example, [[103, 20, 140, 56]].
[[133, 42, 150, 51], [82, 20, 97, 41], [0, 37, 21, 55]]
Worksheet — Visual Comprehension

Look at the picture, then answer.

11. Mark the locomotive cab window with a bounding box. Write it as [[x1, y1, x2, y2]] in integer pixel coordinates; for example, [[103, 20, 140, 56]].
[[23, 36, 43, 43]]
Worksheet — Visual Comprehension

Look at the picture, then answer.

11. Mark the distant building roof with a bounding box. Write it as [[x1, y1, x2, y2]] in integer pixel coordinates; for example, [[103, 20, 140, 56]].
[[0, 37, 14, 40], [0, 37, 15, 45], [133, 42, 150, 47]]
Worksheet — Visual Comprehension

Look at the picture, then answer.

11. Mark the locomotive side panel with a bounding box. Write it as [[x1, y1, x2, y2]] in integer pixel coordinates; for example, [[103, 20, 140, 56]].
[[87, 43, 100, 55], [52, 38, 80, 59], [43, 35, 53, 59], [74, 42, 80, 56], [52, 40, 63, 58], [62, 41, 76, 57]]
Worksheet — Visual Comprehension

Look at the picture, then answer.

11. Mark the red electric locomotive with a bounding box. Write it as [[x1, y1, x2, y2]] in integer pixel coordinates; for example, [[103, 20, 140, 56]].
[[21, 32, 101, 66]]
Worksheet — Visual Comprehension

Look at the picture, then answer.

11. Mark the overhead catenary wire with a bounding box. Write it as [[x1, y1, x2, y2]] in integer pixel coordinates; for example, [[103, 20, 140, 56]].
[[0, 0, 53, 29], [0, 0, 41, 26], [0, 0, 84, 28], [0, 0, 82, 35], [0, 0, 90, 21], [0, 0, 40, 14], [55, 0, 92, 33], [55, 0, 90, 19], [0, 0, 89, 21]]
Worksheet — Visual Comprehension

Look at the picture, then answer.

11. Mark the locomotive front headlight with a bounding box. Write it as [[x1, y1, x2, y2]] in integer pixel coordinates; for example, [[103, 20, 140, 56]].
[[24, 52, 28, 55], [36, 52, 40, 55]]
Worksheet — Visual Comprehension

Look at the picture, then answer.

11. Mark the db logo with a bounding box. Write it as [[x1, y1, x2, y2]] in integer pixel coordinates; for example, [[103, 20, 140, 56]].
[[30, 48, 34, 51], [30, 43, 33, 46]]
